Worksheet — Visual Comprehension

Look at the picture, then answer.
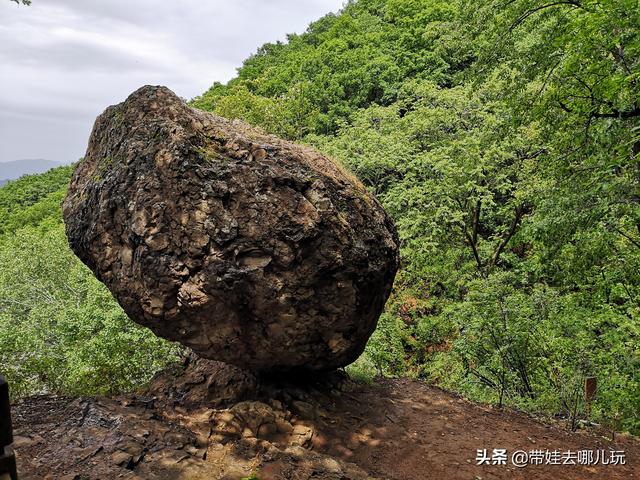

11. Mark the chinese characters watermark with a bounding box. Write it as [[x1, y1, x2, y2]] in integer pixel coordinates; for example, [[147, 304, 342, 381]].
[[476, 448, 626, 468]]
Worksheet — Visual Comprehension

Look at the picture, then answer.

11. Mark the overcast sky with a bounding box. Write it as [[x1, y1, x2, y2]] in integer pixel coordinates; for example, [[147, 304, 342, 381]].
[[0, 0, 344, 163]]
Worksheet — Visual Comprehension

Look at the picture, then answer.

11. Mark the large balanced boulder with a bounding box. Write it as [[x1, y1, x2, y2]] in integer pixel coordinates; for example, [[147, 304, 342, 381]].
[[63, 85, 399, 372]]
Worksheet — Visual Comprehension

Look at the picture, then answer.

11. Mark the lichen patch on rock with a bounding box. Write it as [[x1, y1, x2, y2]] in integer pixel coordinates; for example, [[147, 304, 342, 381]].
[[63, 85, 400, 373]]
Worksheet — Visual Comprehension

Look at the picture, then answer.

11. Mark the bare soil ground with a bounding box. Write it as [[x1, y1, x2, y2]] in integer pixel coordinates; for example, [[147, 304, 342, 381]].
[[10, 361, 639, 480], [312, 378, 639, 480]]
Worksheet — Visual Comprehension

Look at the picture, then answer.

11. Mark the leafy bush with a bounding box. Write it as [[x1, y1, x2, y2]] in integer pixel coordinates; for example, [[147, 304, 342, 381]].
[[191, 0, 640, 434], [0, 174, 180, 398], [2, 0, 639, 436]]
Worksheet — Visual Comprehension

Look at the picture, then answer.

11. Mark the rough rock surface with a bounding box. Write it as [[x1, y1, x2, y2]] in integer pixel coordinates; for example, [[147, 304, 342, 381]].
[[13, 358, 640, 480], [63, 85, 399, 372], [12, 361, 378, 480]]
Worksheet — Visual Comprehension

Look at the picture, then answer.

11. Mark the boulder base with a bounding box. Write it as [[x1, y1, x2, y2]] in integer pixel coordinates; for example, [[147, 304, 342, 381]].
[[63, 85, 399, 372]]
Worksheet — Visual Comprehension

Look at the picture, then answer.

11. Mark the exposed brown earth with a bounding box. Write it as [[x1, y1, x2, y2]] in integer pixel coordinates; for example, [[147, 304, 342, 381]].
[[11, 358, 639, 479]]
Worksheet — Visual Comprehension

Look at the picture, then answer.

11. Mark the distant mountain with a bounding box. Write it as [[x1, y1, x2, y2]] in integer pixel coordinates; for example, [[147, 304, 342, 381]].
[[0, 159, 63, 184]]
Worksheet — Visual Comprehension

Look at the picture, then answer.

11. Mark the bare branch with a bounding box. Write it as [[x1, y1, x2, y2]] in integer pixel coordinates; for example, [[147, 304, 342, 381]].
[[592, 106, 640, 119], [510, 1, 583, 32], [489, 203, 528, 270]]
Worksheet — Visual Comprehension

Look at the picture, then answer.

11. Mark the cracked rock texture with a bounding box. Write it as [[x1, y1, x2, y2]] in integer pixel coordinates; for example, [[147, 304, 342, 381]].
[[63, 85, 399, 372]]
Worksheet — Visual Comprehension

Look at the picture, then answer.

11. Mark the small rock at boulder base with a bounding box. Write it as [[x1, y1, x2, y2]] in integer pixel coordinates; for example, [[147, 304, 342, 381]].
[[63, 85, 400, 372]]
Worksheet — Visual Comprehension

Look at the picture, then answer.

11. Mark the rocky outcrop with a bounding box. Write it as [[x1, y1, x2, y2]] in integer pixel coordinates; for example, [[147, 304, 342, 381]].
[[63, 85, 399, 373], [12, 370, 378, 480], [13, 357, 640, 480]]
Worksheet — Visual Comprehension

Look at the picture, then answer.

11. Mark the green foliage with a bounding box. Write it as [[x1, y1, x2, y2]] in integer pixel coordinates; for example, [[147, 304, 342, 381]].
[[2, 0, 639, 436], [0, 165, 74, 234], [192, 0, 640, 433], [345, 355, 377, 384], [0, 168, 180, 398], [362, 310, 412, 377], [191, 0, 472, 138]]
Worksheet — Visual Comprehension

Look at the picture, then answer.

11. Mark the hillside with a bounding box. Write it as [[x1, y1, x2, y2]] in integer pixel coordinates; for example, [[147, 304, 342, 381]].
[[0, 159, 63, 184], [1, 0, 639, 460], [192, 0, 640, 435], [0, 166, 181, 398]]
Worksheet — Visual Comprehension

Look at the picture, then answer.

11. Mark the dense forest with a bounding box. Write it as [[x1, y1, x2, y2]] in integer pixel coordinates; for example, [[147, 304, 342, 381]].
[[0, 166, 180, 396], [1, 0, 639, 434]]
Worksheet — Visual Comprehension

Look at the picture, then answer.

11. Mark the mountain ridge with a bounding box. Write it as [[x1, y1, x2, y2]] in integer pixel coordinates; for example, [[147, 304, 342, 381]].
[[0, 159, 64, 185]]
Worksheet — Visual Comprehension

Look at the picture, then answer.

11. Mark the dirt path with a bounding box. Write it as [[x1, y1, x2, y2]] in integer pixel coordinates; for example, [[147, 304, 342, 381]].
[[11, 374, 639, 480], [311, 378, 639, 480]]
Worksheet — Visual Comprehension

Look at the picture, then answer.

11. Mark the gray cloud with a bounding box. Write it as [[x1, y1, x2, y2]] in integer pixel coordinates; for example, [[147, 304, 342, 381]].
[[3, 38, 159, 73], [0, 0, 344, 163]]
